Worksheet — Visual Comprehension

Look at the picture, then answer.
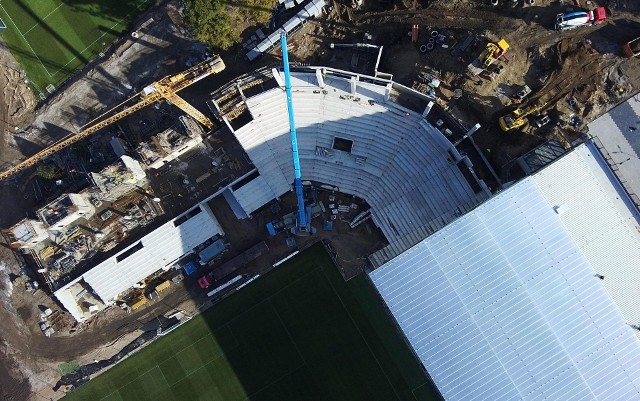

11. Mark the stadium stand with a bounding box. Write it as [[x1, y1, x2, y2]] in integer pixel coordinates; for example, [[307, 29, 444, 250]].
[[218, 67, 490, 263]]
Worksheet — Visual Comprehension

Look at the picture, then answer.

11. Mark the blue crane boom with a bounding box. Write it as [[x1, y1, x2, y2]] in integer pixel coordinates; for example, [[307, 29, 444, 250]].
[[280, 33, 309, 232]]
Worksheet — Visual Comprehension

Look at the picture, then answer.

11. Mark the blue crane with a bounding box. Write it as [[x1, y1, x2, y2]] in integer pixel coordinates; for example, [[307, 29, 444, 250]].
[[281, 33, 313, 235]]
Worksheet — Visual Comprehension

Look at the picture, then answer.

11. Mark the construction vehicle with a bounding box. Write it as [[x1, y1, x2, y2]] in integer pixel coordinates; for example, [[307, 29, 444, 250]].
[[555, 7, 606, 31], [624, 36, 640, 58], [0, 56, 225, 182], [281, 33, 314, 235], [498, 102, 547, 132], [467, 39, 509, 76]]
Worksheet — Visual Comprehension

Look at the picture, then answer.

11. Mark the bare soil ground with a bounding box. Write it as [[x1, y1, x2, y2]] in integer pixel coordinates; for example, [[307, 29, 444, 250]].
[[1, 0, 640, 399], [0, 44, 36, 167]]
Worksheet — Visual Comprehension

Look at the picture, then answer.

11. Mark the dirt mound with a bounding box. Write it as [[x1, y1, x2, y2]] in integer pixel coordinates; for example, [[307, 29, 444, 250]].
[[0, 348, 31, 401], [0, 44, 36, 166]]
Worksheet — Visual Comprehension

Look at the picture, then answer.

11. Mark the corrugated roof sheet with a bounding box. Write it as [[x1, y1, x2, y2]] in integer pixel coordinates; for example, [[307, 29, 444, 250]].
[[532, 142, 640, 337], [233, 175, 280, 215], [82, 206, 224, 302], [370, 160, 640, 400]]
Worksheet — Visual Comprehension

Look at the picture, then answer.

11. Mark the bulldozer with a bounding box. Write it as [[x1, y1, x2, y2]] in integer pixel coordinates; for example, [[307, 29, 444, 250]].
[[498, 102, 547, 132]]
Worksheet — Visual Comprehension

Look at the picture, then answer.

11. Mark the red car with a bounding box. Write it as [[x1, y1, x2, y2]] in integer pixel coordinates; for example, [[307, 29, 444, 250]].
[[198, 273, 214, 289]]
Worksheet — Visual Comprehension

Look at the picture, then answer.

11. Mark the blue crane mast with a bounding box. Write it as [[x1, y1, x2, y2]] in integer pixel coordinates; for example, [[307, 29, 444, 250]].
[[281, 33, 313, 235]]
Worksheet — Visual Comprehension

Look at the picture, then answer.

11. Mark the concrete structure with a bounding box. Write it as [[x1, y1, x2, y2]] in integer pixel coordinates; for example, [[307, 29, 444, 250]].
[[222, 67, 490, 265], [137, 127, 203, 169], [91, 156, 147, 202], [54, 203, 224, 322], [370, 142, 640, 401], [37, 193, 94, 232], [3, 218, 49, 249]]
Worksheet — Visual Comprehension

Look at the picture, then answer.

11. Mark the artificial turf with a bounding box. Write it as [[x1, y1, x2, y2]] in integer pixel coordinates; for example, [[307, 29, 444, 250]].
[[63, 243, 440, 401], [0, 0, 152, 94]]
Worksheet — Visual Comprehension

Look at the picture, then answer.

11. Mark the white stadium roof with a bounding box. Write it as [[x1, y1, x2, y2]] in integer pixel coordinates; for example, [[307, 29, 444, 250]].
[[55, 204, 224, 319], [370, 142, 640, 401]]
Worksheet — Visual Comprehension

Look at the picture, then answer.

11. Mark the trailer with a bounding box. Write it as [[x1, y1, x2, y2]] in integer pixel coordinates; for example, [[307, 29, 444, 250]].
[[555, 7, 606, 31], [624, 37, 640, 58]]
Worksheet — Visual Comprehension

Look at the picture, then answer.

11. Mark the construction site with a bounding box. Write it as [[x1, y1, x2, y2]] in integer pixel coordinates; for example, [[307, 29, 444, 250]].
[[0, 0, 640, 400]]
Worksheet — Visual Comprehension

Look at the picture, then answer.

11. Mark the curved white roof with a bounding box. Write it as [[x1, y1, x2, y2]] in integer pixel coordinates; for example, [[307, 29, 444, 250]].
[[370, 143, 640, 401]]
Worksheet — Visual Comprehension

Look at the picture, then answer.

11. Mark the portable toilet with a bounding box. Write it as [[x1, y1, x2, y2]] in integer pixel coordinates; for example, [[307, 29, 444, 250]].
[[182, 261, 198, 276]]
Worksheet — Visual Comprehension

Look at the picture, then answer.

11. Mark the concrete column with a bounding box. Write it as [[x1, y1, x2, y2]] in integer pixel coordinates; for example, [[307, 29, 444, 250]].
[[350, 77, 357, 95], [453, 123, 481, 146], [272, 68, 284, 87], [236, 83, 246, 101], [422, 101, 434, 117], [316, 69, 325, 88], [466, 123, 481, 137]]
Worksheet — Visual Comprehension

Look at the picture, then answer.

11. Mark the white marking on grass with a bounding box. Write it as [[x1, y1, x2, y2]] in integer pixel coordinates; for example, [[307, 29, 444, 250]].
[[22, 2, 64, 36], [156, 365, 171, 389], [0, 3, 53, 77], [269, 299, 308, 366], [411, 381, 433, 401], [90, 266, 320, 400], [320, 267, 404, 401], [50, 20, 122, 77]]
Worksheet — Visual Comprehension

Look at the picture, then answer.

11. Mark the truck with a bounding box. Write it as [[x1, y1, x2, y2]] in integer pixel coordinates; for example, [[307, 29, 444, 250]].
[[555, 7, 606, 31], [624, 37, 640, 58]]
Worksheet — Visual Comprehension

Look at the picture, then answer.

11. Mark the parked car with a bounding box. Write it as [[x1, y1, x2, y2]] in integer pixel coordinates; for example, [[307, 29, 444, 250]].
[[511, 85, 531, 104], [535, 115, 551, 128], [198, 273, 214, 289]]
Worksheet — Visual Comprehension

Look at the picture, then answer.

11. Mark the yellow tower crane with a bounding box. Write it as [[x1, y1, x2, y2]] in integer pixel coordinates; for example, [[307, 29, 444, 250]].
[[0, 56, 226, 182]]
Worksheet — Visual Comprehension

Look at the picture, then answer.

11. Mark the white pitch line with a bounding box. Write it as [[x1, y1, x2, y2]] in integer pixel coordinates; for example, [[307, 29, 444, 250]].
[[22, 2, 64, 36], [51, 20, 122, 77], [0, 3, 53, 78]]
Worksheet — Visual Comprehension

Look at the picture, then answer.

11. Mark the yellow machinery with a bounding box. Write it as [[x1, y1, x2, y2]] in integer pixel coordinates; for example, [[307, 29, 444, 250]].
[[0, 56, 225, 182], [499, 102, 547, 132], [130, 296, 147, 311], [467, 39, 509, 76], [481, 39, 509, 68]]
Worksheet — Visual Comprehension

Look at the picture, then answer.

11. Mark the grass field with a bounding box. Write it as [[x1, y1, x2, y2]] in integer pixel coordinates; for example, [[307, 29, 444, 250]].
[[63, 243, 439, 401], [0, 0, 153, 94]]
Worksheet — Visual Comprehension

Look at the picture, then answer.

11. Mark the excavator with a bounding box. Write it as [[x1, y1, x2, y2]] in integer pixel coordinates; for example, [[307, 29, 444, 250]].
[[0, 56, 225, 182], [467, 39, 509, 76], [498, 102, 547, 132]]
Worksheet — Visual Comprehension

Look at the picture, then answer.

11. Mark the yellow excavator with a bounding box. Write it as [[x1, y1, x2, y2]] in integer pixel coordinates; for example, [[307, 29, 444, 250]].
[[498, 102, 547, 132], [467, 39, 509, 76], [0, 56, 225, 181]]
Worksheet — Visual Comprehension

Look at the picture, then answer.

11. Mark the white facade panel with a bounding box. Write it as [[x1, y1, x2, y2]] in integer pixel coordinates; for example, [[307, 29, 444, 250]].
[[233, 175, 280, 215]]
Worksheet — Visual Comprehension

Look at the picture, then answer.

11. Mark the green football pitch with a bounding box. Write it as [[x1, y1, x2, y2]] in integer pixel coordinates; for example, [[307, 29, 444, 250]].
[[0, 0, 152, 94], [63, 243, 440, 401]]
